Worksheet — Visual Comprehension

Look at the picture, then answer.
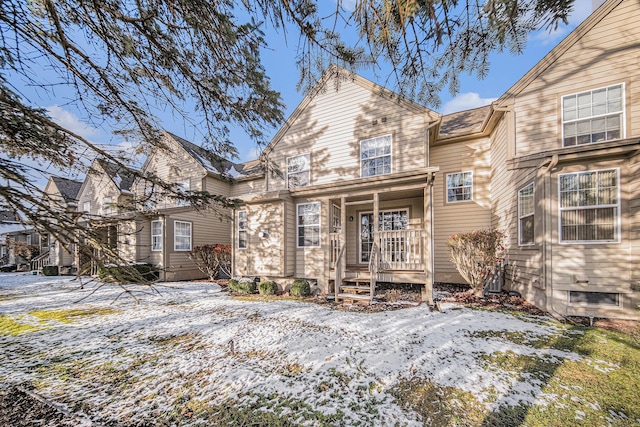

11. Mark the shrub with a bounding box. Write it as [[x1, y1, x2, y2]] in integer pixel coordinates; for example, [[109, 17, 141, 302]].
[[258, 280, 278, 295], [98, 263, 158, 284], [448, 229, 506, 297], [187, 244, 231, 280], [41, 266, 59, 276], [290, 278, 310, 297], [229, 277, 256, 294]]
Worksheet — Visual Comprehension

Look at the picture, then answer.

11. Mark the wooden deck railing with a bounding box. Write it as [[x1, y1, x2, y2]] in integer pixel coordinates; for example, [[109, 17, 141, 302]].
[[30, 251, 51, 272], [334, 244, 345, 299], [377, 229, 424, 271], [368, 242, 380, 300], [329, 232, 341, 266]]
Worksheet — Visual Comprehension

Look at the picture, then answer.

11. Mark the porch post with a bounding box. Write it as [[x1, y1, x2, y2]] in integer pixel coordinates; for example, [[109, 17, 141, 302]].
[[338, 197, 346, 299], [423, 176, 434, 305]]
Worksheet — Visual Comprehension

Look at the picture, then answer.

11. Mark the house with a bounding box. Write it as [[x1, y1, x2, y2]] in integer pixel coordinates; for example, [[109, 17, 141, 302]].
[[0, 211, 26, 267], [488, 0, 640, 319], [75, 158, 141, 271], [230, 0, 639, 319], [231, 67, 441, 303], [30, 176, 83, 273], [130, 132, 240, 281]]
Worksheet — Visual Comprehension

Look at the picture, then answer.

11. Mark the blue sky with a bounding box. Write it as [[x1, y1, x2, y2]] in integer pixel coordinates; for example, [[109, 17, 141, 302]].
[[24, 0, 595, 182]]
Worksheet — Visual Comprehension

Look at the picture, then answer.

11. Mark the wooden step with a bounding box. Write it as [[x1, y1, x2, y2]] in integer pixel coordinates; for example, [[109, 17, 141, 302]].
[[336, 293, 372, 305], [340, 285, 371, 293]]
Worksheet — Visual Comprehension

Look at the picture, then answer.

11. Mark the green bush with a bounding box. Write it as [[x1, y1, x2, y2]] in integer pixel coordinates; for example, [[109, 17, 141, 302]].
[[98, 263, 158, 283], [290, 278, 310, 297], [41, 266, 59, 276], [229, 277, 256, 294], [258, 280, 278, 295]]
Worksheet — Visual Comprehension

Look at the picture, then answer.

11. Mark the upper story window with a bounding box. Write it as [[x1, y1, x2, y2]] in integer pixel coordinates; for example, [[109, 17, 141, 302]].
[[26, 234, 32, 246], [297, 202, 320, 248], [559, 168, 619, 243], [287, 154, 310, 189], [562, 83, 624, 147], [83, 201, 91, 213], [238, 210, 247, 249], [151, 220, 162, 251], [103, 196, 115, 216], [361, 135, 392, 177], [174, 220, 192, 251], [518, 183, 535, 246], [446, 171, 473, 203], [175, 179, 190, 207]]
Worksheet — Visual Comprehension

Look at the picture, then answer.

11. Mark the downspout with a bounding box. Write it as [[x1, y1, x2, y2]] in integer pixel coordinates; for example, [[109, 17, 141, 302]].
[[162, 214, 168, 282], [429, 172, 436, 304]]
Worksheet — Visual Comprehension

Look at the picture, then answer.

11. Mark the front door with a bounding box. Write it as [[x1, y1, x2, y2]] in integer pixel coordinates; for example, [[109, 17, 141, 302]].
[[359, 209, 408, 263]]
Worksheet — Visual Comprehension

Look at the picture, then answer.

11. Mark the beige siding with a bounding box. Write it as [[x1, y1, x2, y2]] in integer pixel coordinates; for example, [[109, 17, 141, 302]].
[[234, 201, 285, 277], [431, 137, 492, 283], [513, 0, 640, 156], [76, 162, 120, 217], [265, 77, 428, 192], [230, 178, 266, 198]]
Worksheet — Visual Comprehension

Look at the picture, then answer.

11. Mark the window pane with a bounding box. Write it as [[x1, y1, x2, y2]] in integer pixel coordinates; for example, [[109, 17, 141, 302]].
[[446, 172, 473, 202], [361, 135, 391, 177], [287, 154, 310, 188], [569, 291, 619, 306]]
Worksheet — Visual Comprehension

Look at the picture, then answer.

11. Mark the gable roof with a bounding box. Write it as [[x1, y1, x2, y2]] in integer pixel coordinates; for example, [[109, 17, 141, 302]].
[[50, 176, 82, 202], [96, 159, 137, 193], [496, 0, 624, 104], [438, 106, 493, 139], [262, 64, 441, 156]]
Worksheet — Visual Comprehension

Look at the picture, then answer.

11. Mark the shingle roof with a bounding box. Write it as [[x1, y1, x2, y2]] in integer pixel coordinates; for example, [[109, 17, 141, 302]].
[[0, 211, 19, 223], [166, 132, 259, 179], [438, 106, 492, 139], [97, 159, 137, 192], [51, 176, 82, 202]]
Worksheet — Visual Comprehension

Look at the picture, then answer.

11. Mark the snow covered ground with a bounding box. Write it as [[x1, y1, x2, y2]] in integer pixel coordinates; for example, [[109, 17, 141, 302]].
[[0, 273, 592, 425]]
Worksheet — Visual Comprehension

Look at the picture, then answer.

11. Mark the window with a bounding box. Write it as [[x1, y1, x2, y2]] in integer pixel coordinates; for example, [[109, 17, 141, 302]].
[[238, 210, 247, 249], [446, 171, 473, 203], [83, 201, 91, 213], [176, 179, 190, 207], [569, 291, 619, 307], [174, 221, 192, 251], [361, 135, 392, 177], [26, 235, 31, 246], [103, 196, 114, 216], [151, 220, 162, 251], [559, 169, 619, 242], [297, 202, 320, 248], [287, 154, 310, 188], [518, 183, 535, 246], [562, 83, 624, 147]]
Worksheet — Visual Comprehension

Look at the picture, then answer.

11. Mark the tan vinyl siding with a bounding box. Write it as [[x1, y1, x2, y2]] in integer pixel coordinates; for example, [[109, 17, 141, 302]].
[[294, 198, 327, 286], [265, 77, 428, 192], [431, 137, 492, 283], [230, 178, 266, 198], [234, 201, 285, 277], [284, 199, 296, 277], [513, 0, 640, 156]]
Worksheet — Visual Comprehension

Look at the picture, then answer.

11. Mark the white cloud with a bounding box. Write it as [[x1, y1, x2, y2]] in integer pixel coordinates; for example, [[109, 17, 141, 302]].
[[46, 105, 100, 140], [241, 146, 262, 162], [333, 0, 357, 12], [442, 93, 497, 115]]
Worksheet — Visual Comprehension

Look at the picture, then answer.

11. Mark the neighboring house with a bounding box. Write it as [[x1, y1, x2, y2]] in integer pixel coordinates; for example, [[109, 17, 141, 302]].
[[0, 211, 25, 266], [488, 0, 640, 319], [75, 158, 141, 270], [32, 176, 83, 272], [131, 132, 239, 281], [231, 66, 441, 303]]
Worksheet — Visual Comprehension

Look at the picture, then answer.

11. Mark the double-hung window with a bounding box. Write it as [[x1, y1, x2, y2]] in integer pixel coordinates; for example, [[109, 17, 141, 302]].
[[361, 135, 392, 177], [103, 196, 114, 216], [151, 220, 162, 251], [174, 220, 192, 251], [559, 169, 619, 243], [297, 202, 320, 248], [446, 171, 473, 203], [175, 179, 191, 207], [238, 210, 247, 249], [562, 84, 624, 147], [83, 201, 91, 214], [518, 183, 535, 246], [287, 154, 310, 188]]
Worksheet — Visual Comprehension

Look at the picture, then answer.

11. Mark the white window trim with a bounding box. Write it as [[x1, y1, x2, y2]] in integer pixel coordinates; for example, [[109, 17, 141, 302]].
[[296, 202, 321, 249], [518, 182, 535, 246], [83, 201, 91, 213], [567, 291, 621, 308], [360, 134, 393, 178], [174, 220, 192, 251], [561, 83, 625, 147], [558, 168, 621, 244], [446, 171, 474, 203], [286, 153, 311, 189], [103, 196, 114, 216], [358, 208, 409, 264], [237, 210, 247, 250], [151, 220, 162, 252]]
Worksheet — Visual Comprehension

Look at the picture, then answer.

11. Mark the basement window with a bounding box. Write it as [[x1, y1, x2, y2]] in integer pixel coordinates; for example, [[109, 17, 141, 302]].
[[568, 291, 620, 307]]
